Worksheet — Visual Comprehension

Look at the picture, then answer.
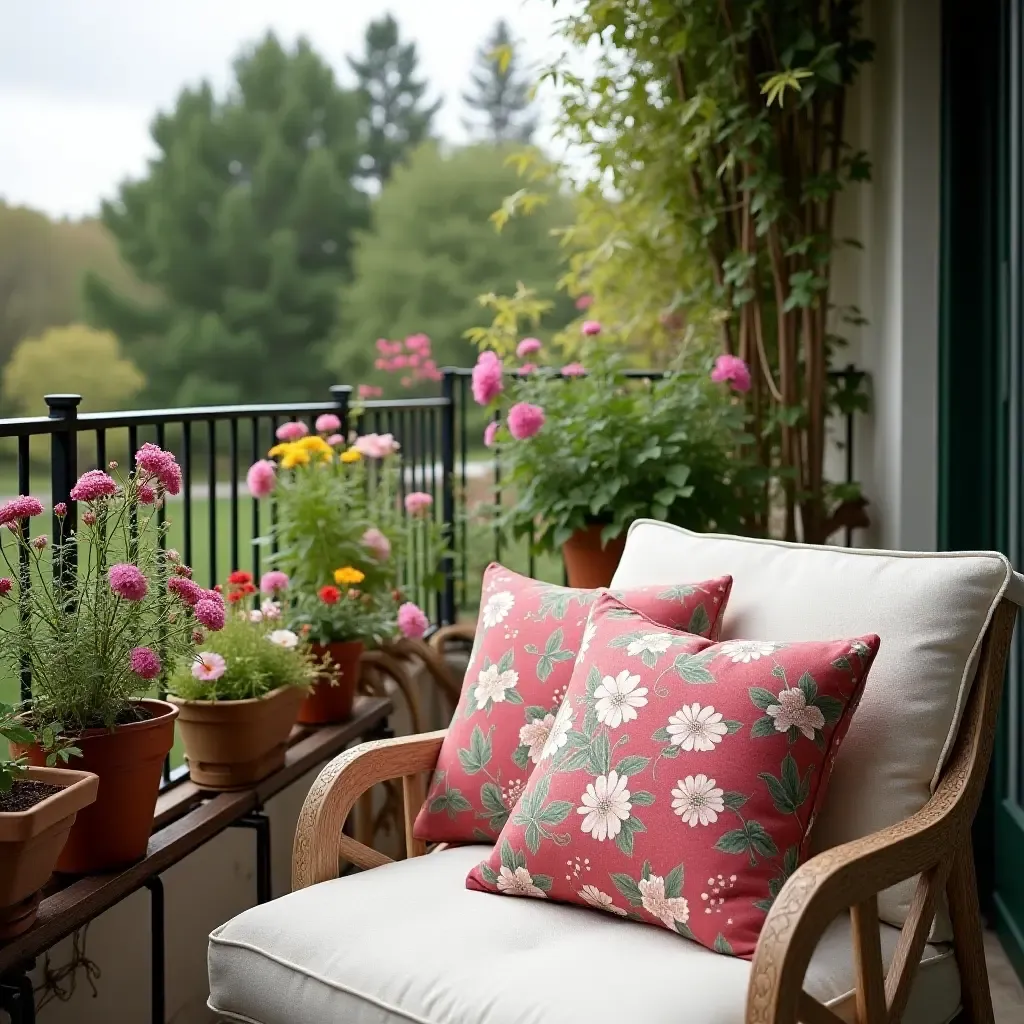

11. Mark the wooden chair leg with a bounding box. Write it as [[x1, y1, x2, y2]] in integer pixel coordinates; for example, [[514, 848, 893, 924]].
[[946, 841, 995, 1024]]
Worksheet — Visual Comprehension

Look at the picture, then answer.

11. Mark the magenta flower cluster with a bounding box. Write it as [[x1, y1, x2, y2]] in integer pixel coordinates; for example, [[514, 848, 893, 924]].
[[710, 354, 752, 393], [109, 563, 148, 601], [259, 570, 290, 595], [0, 496, 44, 526], [168, 576, 205, 606], [373, 334, 442, 387], [195, 596, 226, 631], [130, 646, 162, 680], [247, 459, 276, 499], [134, 443, 182, 495], [471, 351, 503, 406], [315, 413, 341, 434], [70, 470, 118, 503], [276, 421, 309, 442], [404, 492, 433, 517], [397, 601, 429, 640], [507, 402, 545, 440]]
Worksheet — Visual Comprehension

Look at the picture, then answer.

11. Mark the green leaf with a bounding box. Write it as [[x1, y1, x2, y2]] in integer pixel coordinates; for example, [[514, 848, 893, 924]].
[[651, 726, 671, 742], [674, 920, 696, 940], [759, 770, 796, 814], [687, 603, 711, 636], [532, 873, 553, 892], [724, 719, 743, 734], [630, 789, 655, 806], [664, 864, 684, 899], [610, 872, 643, 906], [751, 715, 778, 738], [497, 650, 514, 673], [614, 821, 636, 856], [657, 584, 696, 601], [781, 752, 800, 794], [813, 694, 844, 726], [589, 732, 611, 776], [640, 860, 653, 881], [660, 743, 681, 758], [722, 791, 748, 812], [665, 465, 691, 489], [511, 744, 530, 770], [479, 862, 499, 886], [499, 840, 517, 871], [715, 828, 752, 856], [505, 689, 524, 705], [525, 705, 549, 722], [746, 821, 779, 858], [524, 821, 542, 854], [613, 754, 650, 777], [480, 782, 507, 816], [675, 653, 714, 684], [537, 800, 573, 825], [558, 746, 593, 772], [713, 934, 735, 955], [753, 897, 775, 913], [445, 789, 472, 816], [748, 686, 779, 710], [585, 665, 602, 698], [797, 672, 818, 703], [545, 627, 565, 655]]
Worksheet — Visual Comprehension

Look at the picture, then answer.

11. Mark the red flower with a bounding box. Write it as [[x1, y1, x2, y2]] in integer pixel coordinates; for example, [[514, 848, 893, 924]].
[[242, 582, 257, 595], [228, 570, 253, 586], [227, 590, 245, 603], [318, 585, 341, 605]]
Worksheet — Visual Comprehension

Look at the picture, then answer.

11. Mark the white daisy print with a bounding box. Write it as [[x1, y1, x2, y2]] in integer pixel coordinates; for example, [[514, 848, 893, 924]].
[[474, 664, 519, 708], [666, 703, 728, 752], [496, 865, 546, 898], [577, 770, 632, 841], [718, 640, 785, 663], [594, 670, 648, 728], [625, 632, 674, 658], [482, 591, 515, 628], [576, 619, 597, 665], [671, 774, 725, 827], [766, 688, 825, 739], [638, 875, 690, 927], [579, 885, 627, 916], [518, 714, 554, 764], [540, 700, 574, 760]]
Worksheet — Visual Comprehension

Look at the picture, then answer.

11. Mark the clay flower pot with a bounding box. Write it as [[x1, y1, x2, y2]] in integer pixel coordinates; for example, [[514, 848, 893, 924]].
[[0, 767, 99, 938], [561, 523, 627, 589], [168, 685, 307, 791], [13, 698, 178, 875], [298, 641, 363, 725]]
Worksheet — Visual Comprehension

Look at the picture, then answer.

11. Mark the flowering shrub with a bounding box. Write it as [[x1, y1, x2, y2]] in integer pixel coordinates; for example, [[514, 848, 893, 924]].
[[0, 446, 222, 733], [292, 569, 404, 647], [468, 299, 764, 552], [166, 573, 315, 702]]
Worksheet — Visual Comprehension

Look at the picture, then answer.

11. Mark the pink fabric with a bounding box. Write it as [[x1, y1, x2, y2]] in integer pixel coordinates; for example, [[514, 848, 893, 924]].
[[415, 565, 732, 844], [466, 592, 878, 958]]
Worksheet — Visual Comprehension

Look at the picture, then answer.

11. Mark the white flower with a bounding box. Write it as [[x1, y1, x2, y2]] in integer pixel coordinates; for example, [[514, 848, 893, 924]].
[[540, 700, 574, 760], [496, 865, 546, 898], [248, 609, 264, 623], [666, 703, 728, 752], [482, 591, 515, 628], [577, 770, 632, 841], [579, 885, 627, 916], [593, 670, 648, 728], [519, 714, 554, 764], [260, 600, 282, 621], [766, 688, 826, 739], [671, 774, 725, 827], [475, 664, 519, 708], [576, 619, 597, 664], [638, 875, 690, 928], [718, 640, 784, 663], [625, 632, 674, 657], [268, 629, 299, 649]]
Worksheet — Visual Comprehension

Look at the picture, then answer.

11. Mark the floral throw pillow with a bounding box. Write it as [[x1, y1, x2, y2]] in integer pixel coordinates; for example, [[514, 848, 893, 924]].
[[414, 564, 733, 844], [466, 592, 878, 958]]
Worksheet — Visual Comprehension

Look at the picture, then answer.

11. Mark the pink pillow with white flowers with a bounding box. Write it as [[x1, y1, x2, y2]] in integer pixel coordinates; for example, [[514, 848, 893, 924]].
[[414, 564, 732, 844], [466, 592, 878, 958]]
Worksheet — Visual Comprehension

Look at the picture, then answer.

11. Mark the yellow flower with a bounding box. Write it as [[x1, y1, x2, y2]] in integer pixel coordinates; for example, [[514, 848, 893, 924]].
[[268, 442, 290, 458], [297, 435, 332, 454], [280, 447, 311, 469], [334, 566, 365, 585], [340, 448, 362, 464]]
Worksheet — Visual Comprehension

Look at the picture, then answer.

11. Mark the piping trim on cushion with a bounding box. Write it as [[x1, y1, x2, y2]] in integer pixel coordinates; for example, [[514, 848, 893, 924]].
[[205, 1003, 267, 1024]]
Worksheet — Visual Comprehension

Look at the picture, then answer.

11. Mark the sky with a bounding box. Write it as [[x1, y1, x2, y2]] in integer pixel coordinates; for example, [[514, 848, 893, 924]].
[[0, 0, 569, 219]]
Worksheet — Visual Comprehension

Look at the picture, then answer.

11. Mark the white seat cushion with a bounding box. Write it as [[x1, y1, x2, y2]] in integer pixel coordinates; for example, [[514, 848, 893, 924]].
[[611, 521, 1013, 935], [208, 846, 960, 1024]]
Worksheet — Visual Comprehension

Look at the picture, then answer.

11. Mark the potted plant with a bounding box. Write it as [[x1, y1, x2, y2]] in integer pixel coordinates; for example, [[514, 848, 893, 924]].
[[3, 444, 224, 873], [467, 299, 763, 587], [0, 705, 97, 937], [165, 572, 316, 789]]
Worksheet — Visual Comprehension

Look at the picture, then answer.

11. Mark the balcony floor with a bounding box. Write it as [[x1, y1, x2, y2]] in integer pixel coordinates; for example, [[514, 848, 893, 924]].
[[986, 930, 1024, 1021]]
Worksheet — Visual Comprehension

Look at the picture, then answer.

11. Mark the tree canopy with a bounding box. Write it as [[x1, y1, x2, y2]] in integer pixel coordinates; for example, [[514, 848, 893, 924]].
[[462, 20, 537, 143], [86, 32, 368, 406]]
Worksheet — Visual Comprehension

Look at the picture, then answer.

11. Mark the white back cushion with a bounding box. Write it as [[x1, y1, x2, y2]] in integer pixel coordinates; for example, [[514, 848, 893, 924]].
[[612, 520, 1014, 934]]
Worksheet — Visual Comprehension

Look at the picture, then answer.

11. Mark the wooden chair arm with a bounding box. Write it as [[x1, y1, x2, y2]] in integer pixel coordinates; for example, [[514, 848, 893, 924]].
[[292, 729, 446, 891], [430, 623, 476, 654]]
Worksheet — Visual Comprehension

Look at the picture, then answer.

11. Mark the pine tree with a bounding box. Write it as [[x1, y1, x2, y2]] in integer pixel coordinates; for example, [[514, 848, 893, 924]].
[[462, 20, 537, 144], [85, 33, 368, 406], [348, 14, 441, 188]]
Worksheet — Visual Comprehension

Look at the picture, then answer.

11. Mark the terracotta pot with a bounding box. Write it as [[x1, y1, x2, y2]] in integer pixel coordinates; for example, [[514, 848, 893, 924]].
[[13, 698, 178, 875], [561, 523, 627, 589], [168, 685, 306, 791], [0, 767, 98, 938], [298, 641, 363, 724]]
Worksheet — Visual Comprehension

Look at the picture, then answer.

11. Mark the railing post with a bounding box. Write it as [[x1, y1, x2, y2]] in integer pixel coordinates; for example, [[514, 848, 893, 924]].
[[46, 393, 81, 587], [330, 385, 353, 441], [439, 371, 457, 625]]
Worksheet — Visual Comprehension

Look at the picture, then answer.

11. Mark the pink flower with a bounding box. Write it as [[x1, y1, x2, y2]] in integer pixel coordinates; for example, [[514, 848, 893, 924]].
[[406, 333, 431, 353], [374, 358, 389, 371], [31, 535, 47, 551], [421, 360, 442, 382], [169, 577, 205, 606], [398, 602, 429, 639], [130, 646, 162, 680], [191, 629, 205, 645], [471, 351, 503, 406], [404, 492, 433, 517], [710, 354, 752, 393], [195, 597, 226, 631], [257, 571, 288, 596], [0, 578, 13, 596], [507, 403, 546, 440], [69, 471, 117, 503], [315, 413, 341, 433], [354, 433, 400, 458], [260, 600, 282, 620], [561, 362, 586, 377], [0, 496, 44, 526], [483, 421, 500, 448], [358, 384, 383, 399], [138, 485, 156, 505], [192, 652, 227, 682], [165, 548, 180, 563], [160, 461, 182, 496], [327, 433, 344, 446], [516, 337, 542, 358], [135, 443, 182, 494], [54, 503, 67, 517], [82, 511, 96, 526], [275, 421, 309, 442], [362, 527, 391, 561], [581, 320, 602, 336], [109, 563, 148, 601], [575, 294, 594, 310], [246, 460, 276, 499], [517, 363, 537, 376]]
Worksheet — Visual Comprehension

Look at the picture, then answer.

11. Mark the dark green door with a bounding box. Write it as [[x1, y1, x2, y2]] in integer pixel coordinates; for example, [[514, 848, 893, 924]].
[[941, 0, 1024, 980]]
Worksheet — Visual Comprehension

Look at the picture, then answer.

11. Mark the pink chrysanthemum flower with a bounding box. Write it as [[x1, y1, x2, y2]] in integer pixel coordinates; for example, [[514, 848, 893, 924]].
[[138, 485, 156, 505], [0, 578, 13, 596], [354, 433, 400, 458], [0, 496, 44, 526], [246, 460, 276, 499], [31, 535, 47, 551], [81, 511, 97, 526], [561, 363, 586, 377], [361, 527, 391, 561], [397, 602, 429, 639], [710, 354, 752, 393], [327, 433, 345, 446], [130, 646, 162, 680], [471, 351, 503, 406], [70, 470, 117, 503], [516, 337, 542, 358], [507, 402, 546, 440], [275, 421, 309, 442], [581, 320, 602, 336], [483, 421, 500, 448], [358, 384, 383, 400], [315, 413, 341, 433], [404, 491, 433, 517], [259, 570, 290, 595], [575, 294, 594, 310], [168, 576, 204, 606], [54, 502, 67, 517], [108, 563, 148, 601], [195, 597, 226, 631]]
